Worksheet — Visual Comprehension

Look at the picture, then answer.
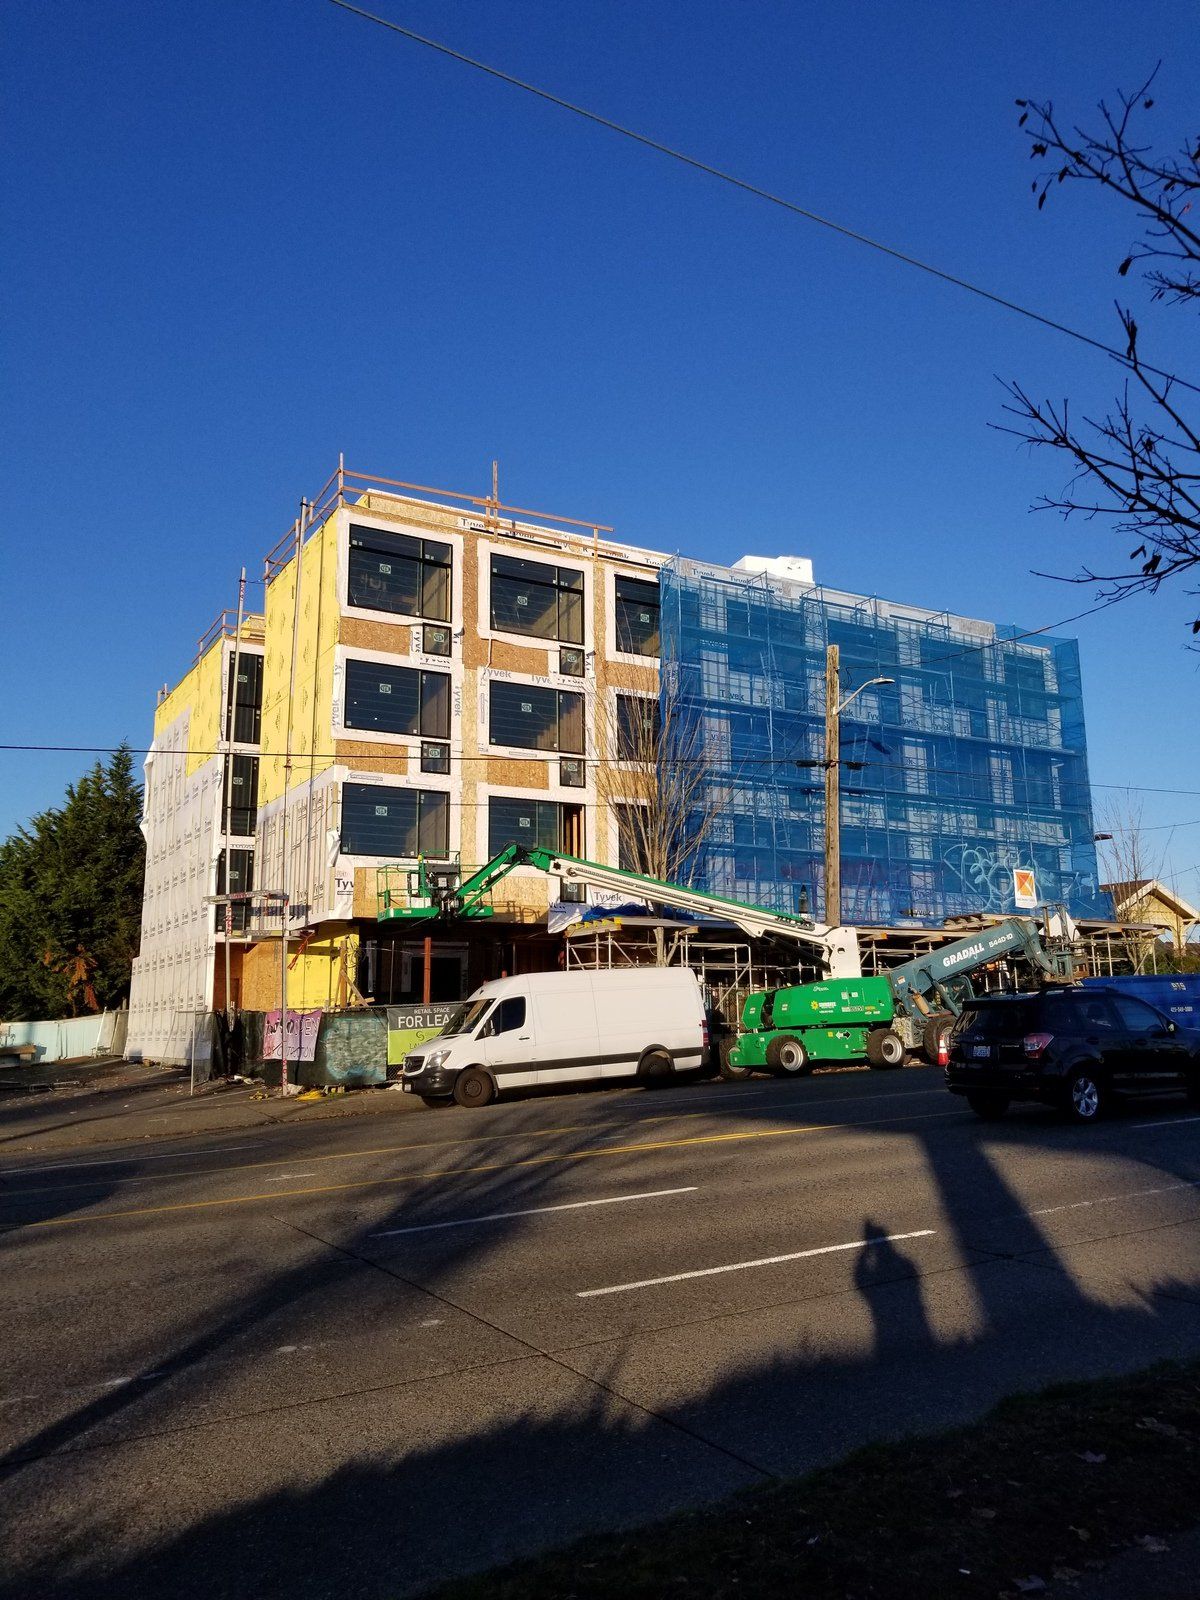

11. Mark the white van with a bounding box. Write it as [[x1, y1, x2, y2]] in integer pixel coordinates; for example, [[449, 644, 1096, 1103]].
[[399, 968, 708, 1107]]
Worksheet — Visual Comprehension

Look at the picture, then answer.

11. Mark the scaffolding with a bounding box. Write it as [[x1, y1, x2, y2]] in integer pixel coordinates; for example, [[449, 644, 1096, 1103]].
[[662, 559, 1106, 926], [563, 916, 796, 1026]]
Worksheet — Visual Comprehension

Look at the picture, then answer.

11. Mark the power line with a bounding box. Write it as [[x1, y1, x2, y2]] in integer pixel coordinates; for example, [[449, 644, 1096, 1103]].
[[4, 740, 1200, 802], [327, 0, 1200, 398]]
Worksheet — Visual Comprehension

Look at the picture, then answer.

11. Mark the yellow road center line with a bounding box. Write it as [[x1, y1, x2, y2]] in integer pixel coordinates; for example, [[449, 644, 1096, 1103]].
[[14, 1109, 964, 1230], [0, 1112, 712, 1197], [5, 1089, 951, 1198]]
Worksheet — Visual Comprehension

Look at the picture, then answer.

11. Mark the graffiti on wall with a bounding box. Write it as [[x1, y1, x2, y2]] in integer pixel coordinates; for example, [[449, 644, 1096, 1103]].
[[942, 845, 1039, 913]]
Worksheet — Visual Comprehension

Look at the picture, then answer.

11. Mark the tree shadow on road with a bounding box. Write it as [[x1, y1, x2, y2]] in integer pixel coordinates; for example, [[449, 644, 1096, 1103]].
[[2, 1074, 1200, 1599]]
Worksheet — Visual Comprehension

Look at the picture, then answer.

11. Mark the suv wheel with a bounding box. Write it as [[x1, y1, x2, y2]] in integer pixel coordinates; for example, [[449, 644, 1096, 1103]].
[[1065, 1069, 1106, 1124], [966, 1091, 1009, 1120]]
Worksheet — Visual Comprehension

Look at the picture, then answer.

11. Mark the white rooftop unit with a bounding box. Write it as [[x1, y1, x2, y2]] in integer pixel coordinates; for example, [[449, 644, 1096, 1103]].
[[732, 554, 815, 586]]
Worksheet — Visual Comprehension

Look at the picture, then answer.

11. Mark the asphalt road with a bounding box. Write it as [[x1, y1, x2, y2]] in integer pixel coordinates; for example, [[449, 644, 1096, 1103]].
[[2, 1066, 1200, 1598]]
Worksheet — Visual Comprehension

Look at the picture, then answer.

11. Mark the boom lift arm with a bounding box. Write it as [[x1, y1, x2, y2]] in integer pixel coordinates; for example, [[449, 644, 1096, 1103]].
[[378, 845, 862, 978], [885, 916, 1074, 1020]]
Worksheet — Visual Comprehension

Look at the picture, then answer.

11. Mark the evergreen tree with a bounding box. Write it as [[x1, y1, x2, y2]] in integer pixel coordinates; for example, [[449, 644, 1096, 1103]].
[[0, 746, 146, 1019]]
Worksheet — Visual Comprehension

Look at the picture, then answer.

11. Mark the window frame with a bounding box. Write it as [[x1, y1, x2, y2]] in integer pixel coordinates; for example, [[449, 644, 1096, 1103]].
[[489, 553, 585, 645], [339, 782, 450, 860], [222, 753, 260, 838], [342, 658, 451, 741], [488, 679, 585, 755], [613, 574, 660, 658], [346, 522, 452, 623], [486, 795, 585, 859], [225, 650, 264, 745], [215, 847, 255, 933], [616, 693, 660, 761]]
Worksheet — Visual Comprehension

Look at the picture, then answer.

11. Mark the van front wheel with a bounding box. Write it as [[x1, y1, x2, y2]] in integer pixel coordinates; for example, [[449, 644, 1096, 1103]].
[[452, 1068, 496, 1109]]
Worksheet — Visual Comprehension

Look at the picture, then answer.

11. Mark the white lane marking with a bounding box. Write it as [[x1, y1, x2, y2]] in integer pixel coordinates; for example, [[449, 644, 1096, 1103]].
[[1130, 1114, 1200, 1131], [1030, 1178, 1200, 1219], [1, 1370, 166, 1406], [0, 1142, 266, 1178], [577, 1228, 938, 1298], [372, 1186, 699, 1239], [263, 1172, 317, 1182]]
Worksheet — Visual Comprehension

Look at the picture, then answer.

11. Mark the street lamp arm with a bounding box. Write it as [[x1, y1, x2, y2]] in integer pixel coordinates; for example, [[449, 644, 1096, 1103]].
[[835, 675, 895, 716]]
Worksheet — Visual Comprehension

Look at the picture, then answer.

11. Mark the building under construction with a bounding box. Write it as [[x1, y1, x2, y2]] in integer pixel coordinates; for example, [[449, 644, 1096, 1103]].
[[126, 462, 1108, 1067], [661, 555, 1104, 926]]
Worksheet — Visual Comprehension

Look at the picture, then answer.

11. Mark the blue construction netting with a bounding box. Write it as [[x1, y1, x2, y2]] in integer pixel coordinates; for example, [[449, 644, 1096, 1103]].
[[660, 559, 1107, 925]]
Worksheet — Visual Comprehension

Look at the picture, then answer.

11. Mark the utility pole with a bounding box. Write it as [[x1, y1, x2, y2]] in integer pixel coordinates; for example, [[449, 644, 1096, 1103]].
[[823, 644, 841, 929], [815, 650, 894, 931]]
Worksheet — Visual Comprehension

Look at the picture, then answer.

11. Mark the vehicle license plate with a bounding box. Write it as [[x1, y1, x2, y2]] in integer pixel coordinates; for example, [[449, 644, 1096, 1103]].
[[971, 1045, 992, 1060]]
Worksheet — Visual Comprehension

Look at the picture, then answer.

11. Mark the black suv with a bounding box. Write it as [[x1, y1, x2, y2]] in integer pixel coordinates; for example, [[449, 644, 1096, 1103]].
[[946, 986, 1200, 1123]]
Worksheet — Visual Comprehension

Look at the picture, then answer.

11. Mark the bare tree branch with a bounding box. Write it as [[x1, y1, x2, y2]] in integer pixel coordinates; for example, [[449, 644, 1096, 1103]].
[[1096, 795, 1170, 973], [1005, 75, 1200, 641], [592, 658, 731, 892]]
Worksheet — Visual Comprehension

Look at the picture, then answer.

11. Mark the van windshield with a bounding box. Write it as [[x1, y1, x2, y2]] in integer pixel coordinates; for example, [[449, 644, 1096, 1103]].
[[438, 998, 493, 1039]]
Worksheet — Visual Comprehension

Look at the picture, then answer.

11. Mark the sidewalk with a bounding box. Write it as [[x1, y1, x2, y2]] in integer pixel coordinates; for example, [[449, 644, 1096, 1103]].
[[0, 1060, 420, 1157]]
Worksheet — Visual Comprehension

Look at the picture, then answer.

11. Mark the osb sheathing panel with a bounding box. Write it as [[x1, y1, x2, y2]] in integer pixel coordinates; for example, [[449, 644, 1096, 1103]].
[[354, 867, 381, 919], [339, 616, 412, 655], [336, 739, 409, 777], [241, 927, 355, 1010], [481, 757, 549, 790], [487, 638, 550, 676], [602, 660, 659, 694], [491, 873, 553, 921]]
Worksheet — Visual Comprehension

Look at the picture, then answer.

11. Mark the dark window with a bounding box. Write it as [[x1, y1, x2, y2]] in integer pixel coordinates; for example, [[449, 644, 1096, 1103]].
[[615, 576, 659, 656], [490, 555, 583, 643], [421, 742, 450, 775], [1110, 995, 1168, 1033], [1041, 998, 1084, 1033], [482, 996, 526, 1037], [215, 848, 254, 933], [341, 784, 449, 858], [488, 798, 584, 858], [347, 524, 451, 621], [952, 1001, 1039, 1039], [560, 646, 586, 677], [560, 757, 585, 788], [490, 681, 583, 753], [1077, 996, 1120, 1033], [617, 694, 660, 760], [222, 754, 259, 837], [423, 623, 452, 658], [615, 804, 648, 872], [344, 659, 450, 739], [225, 652, 263, 744]]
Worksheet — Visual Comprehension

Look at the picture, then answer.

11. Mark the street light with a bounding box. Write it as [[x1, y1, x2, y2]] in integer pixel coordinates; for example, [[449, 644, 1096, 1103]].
[[823, 646, 895, 929]]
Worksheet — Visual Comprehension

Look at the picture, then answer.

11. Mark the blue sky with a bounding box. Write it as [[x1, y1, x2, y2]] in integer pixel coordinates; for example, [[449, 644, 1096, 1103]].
[[3, 1, 1199, 907]]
